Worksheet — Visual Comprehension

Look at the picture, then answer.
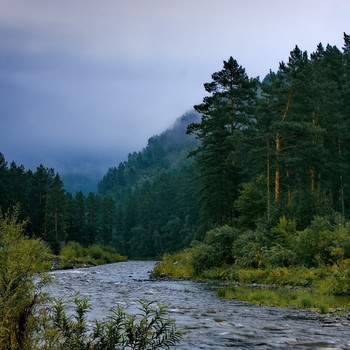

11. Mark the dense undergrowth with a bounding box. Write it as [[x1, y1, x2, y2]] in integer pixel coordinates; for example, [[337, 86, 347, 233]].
[[57, 241, 127, 268], [153, 216, 350, 313]]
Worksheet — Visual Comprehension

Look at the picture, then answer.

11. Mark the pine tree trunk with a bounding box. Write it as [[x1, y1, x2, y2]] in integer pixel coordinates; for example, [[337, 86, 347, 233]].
[[310, 168, 315, 193], [275, 133, 281, 200], [275, 91, 292, 202], [287, 169, 291, 205], [338, 139, 345, 218], [267, 137, 271, 219], [311, 112, 317, 194]]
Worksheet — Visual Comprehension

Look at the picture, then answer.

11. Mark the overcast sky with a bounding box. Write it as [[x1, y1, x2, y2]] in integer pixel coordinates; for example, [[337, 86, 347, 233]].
[[0, 0, 349, 179]]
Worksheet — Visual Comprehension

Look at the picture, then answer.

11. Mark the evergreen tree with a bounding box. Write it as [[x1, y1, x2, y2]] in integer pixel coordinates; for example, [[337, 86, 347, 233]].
[[187, 57, 258, 225], [66, 191, 86, 244], [101, 195, 116, 246], [28, 165, 55, 240], [85, 193, 101, 246], [0, 154, 9, 212], [47, 173, 66, 252]]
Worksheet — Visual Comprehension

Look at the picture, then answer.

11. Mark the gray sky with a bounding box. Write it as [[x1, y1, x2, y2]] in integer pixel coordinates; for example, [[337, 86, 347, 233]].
[[0, 0, 349, 179]]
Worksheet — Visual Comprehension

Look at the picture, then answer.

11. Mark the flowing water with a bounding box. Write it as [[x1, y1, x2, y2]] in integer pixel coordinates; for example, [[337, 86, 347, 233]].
[[46, 261, 350, 349]]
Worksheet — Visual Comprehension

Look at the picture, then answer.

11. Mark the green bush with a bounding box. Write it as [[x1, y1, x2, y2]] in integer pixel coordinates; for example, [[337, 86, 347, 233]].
[[60, 241, 85, 261], [234, 177, 267, 229], [60, 242, 127, 266], [295, 216, 350, 267], [271, 216, 297, 249], [39, 295, 183, 349], [152, 249, 194, 279], [264, 245, 296, 267], [191, 226, 238, 274], [204, 225, 238, 264], [0, 210, 50, 350], [232, 229, 270, 268], [191, 242, 218, 275]]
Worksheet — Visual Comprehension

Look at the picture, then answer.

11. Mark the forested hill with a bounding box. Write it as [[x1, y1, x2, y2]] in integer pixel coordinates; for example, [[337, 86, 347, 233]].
[[98, 111, 199, 197], [96, 111, 203, 258], [0, 111, 201, 257]]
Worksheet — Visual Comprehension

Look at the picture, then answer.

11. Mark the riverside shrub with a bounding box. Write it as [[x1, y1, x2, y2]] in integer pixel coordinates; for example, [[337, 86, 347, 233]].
[[39, 295, 183, 349], [0, 210, 50, 350], [60, 241, 127, 266]]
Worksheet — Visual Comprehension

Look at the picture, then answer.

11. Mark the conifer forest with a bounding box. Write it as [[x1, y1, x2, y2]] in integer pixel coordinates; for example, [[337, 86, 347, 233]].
[[1, 33, 350, 268]]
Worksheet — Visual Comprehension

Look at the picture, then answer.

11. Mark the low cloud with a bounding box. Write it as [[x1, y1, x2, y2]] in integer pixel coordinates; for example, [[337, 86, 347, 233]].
[[0, 0, 349, 179]]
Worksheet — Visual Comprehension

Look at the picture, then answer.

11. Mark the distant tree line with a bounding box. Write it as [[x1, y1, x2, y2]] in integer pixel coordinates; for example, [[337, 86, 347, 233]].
[[0, 113, 201, 257]]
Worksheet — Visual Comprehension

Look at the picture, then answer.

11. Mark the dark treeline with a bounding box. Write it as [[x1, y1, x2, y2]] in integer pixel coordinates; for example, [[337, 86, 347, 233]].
[[107, 33, 350, 260], [2, 34, 350, 261], [0, 158, 66, 252], [98, 112, 202, 257], [0, 113, 201, 257], [186, 34, 350, 231]]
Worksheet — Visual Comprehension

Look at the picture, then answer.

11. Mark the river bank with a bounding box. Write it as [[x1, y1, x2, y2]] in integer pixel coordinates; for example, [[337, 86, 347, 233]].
[[45, 260, 350, 349], [47, 242, 128, 270], [152, 251, 350, 317]]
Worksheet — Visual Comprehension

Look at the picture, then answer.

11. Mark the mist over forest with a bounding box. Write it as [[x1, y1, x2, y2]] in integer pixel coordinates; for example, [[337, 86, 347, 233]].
[[2, 34, 350, 264]]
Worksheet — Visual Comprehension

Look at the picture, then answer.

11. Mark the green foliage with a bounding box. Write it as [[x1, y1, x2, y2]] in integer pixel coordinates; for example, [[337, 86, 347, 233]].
[[39, 295, 183, 350], [191, 226, 237, 274], [264, 245, 297, 267], [0, 210, 50, 350], [60, 241, 85, 261], [152, 249, 195, 280], [60, 241, 127, 266], [317, 263, 350, 295], [0, 211, 181, 350], [234, 177, 267, 229], [295, 217, 350, 267], [187, 57, 258, 225], [216, 285, 335, 312], [190, 242, 218, 275], [232, 227, 272, 268], [271, 216, 297, 248]]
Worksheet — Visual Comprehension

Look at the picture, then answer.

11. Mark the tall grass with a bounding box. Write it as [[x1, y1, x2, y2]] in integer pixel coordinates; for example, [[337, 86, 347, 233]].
[[216, 285, 335, 313], [152, 249, 195, 279]]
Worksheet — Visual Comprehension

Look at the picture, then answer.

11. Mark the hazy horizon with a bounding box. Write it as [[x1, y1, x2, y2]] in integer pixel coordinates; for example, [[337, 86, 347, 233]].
[[1, 0, 349, 185]]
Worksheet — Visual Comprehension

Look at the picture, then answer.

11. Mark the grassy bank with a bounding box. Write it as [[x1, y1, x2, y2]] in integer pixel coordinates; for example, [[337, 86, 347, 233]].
[[216, 285, 337, 313], [52, 241, 127, 269], [152, 250, 350, 313]]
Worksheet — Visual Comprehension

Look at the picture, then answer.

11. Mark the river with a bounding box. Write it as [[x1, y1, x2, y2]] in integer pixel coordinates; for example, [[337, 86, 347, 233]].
[[46, 261, 350, 349]]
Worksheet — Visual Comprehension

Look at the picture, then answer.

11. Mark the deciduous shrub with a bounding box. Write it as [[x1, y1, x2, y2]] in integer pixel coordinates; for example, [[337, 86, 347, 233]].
[[152, 249, 194, 279], [295, 216, 350, 267], [0, 210, 50, 350], [191, 226, 238, 274], [60, 241, 127, 266], [39, 295, 183, 349]]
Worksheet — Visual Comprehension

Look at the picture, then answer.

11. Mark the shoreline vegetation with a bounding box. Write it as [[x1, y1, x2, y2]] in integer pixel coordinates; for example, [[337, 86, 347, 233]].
[[152, 244, 350, 317], [48, 241, 128, 270]]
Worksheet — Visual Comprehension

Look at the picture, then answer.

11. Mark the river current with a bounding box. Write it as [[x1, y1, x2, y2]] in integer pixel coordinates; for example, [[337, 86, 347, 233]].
[[46, 261, 350, 349]]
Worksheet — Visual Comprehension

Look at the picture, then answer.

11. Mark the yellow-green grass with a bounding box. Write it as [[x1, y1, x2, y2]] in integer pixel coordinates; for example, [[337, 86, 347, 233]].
[[216, 285, 337, 313], [153, 248, 350, 312], [153, 249, 195, 279], [58, 242, 127, 268]]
